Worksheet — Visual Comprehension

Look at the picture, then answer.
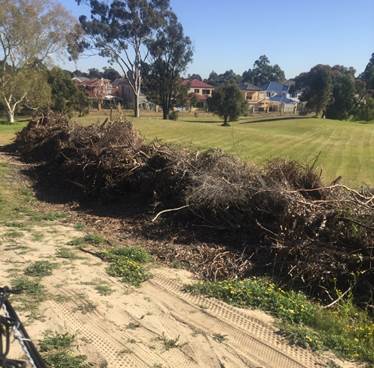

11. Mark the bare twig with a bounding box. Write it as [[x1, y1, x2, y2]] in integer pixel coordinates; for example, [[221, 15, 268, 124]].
[[152, 205, 190, 222]]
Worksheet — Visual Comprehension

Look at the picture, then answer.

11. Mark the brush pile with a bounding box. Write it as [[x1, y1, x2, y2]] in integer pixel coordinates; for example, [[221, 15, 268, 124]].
[[15, 113, 374, 306]]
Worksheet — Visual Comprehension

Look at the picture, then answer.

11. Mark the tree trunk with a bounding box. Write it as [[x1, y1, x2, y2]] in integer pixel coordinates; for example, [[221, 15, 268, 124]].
[[222, 115, 230, 126], [162, 99, 170, 120], [3, 100, 15, 123], [7, 110, 15, 123], [134, 92, 140, 118]]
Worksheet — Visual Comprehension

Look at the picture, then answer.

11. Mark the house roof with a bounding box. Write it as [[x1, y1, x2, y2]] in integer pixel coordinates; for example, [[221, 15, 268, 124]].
[[262, 81, 289, 94], [240, 82, 261, 91], [74, 78, 111, 87], [72, 76, 90, 82], [182, 79, 214, 89]]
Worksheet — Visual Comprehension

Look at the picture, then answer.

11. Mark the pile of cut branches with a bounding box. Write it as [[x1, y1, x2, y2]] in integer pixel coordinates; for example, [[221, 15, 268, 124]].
[[15, 113, 374, 307]]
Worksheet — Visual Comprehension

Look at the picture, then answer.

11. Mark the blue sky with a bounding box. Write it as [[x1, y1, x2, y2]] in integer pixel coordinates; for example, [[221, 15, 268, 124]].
[[60, 0, 374, 79]]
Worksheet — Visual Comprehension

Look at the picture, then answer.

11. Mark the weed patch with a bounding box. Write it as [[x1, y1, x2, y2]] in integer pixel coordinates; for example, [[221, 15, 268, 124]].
[[10, 277, 46, 320], [158, 333, 184, 351], [74, 223, 85, 230], [212, 333, 227, 343], [102, 246, 152, 287], [4, 230, 24, 238], [39, 331, 88, 368], [186, 278, 374, 363], [74, 301, 96, 314], [103, 246, 152, 263], [106, 258, 150, 287], [25, 260, 56, 277], [30, 211, 66, 222], [55, 248, 78, 259], [68, 234, 106, 247], [94, 284, 113, 296]]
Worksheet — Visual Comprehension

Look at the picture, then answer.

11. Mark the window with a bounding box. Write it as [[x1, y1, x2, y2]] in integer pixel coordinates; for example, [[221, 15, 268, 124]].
[[194, 89, 200, 94], [202, 89, 211, 95]]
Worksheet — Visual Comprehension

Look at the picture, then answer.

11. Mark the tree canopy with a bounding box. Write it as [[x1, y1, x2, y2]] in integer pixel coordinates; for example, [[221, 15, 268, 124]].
[[295, 65, 333, 117], [187, 73, 202, 81], [205, 70, 241, 86], [0, 0, 75, 122], [47, 67, 89, 116], [208, 82, 247, 125], [360, 53, 374, 90], [295, 64, 357, 119], [325, 66, 356, 120], [242, 55, 285, 87], [142, 12, 192, 119], [76, 0, 171, 118]]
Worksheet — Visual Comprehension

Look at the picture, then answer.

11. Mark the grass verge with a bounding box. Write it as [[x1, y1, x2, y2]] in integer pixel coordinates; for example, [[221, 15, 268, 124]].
[[185, 278, 374, 364]]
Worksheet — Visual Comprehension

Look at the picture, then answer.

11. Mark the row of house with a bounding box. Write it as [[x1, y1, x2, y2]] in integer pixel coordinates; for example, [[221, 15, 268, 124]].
[[73, 76, 299, 113], [73, 76, 158, 110], [183, 79, 299, 113]]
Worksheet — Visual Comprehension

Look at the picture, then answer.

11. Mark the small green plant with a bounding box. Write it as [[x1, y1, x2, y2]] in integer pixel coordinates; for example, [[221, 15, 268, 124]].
[[74, 301, 96, 314], [212, 333, 227, 343], [31, 211, 66, 222], [74, 223, 85, 230], [4, 230, 23, 238], [56, 248, 78, 259], [5, 221, 27, 228], [39, 331, 88, 368], [94, 284, 113, 296], [106, 258, 150, 287], [279, 322, 323, 351], [11, 276, 44, 296], [31, 232, 44, 241], [127, 322, 140, 330], [10, 277, 46, 319], [39, 332, 75, 352], [68, 234, 106, 247], [104, 246, 152, 263], [25, 260, 56, 277], [158, 333, 183, 351], [103, 246, 152, 287]]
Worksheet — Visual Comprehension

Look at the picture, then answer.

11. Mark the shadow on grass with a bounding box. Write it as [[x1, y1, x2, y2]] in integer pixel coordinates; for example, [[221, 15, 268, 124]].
[[181, 119, 222, 124], [239, 115, 314, 124]]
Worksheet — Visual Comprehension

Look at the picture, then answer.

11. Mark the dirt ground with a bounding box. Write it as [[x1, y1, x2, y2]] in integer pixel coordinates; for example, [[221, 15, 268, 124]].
[[0, 153, 359, 368], [0, 222, 354, 368]]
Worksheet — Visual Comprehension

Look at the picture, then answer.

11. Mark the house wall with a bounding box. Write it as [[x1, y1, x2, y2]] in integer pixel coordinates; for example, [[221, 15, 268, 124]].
[[188, 87, 214, 96], [243, 90, 267, 102]]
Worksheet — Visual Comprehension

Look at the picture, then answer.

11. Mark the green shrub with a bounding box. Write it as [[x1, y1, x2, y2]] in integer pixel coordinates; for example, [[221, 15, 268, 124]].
[[106, 257, 150, 287], [168, 111, 179, 120]]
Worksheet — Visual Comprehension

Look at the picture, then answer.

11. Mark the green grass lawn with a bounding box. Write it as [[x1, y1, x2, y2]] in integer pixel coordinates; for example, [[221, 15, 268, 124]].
[[78, 111, 374, 187], [1, 112, 374, 187]]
